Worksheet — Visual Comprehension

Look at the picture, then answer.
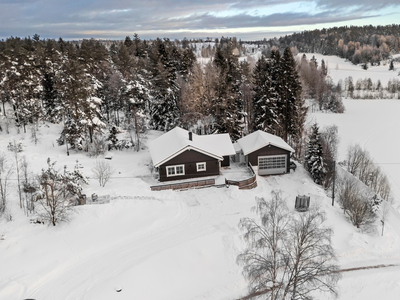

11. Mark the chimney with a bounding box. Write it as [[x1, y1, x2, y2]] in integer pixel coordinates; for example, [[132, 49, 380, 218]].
[[189, 131, 193, 141]]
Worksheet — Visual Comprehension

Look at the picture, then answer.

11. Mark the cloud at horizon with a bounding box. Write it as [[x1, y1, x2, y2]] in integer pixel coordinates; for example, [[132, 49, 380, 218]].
[[0, 0, 398, 40]]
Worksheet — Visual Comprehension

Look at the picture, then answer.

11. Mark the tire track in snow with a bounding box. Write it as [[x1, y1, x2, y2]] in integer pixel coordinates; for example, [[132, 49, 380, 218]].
[[351, 115, 400, 202], [356, 116, 393, 149], [25, 198, 216, 300]]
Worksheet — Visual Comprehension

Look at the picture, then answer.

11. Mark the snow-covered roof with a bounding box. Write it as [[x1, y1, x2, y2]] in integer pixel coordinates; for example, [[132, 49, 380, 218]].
[[236, 130, 295, 155], [149, 127, 236, 168], [233, 142, 242, 153]]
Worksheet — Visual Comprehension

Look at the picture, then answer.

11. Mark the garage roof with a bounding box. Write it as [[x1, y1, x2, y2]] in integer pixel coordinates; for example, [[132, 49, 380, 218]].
[[236, 130, 295, 156]]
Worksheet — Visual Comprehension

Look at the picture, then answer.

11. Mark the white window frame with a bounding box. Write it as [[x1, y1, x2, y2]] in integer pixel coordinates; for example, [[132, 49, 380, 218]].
[[196, 162, 206, 172], [166, 165, 185, 177]]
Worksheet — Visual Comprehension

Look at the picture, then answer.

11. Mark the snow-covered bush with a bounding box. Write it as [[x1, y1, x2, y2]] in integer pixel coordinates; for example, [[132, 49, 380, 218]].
[[115, 139, 133, 150], [7, 141, 24, 153], [87, 135, 107, 157], [106, 126, 134, 151], [35, 158, 88, 226], [106, 126, 121, 150]]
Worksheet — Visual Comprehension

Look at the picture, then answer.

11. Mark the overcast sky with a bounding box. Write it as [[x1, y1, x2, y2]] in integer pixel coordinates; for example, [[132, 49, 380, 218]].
[[1, 0, 399, 40]]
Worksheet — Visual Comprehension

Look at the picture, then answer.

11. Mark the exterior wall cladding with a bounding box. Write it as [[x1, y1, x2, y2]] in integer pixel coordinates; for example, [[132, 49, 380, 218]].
[[159, 149, 220, 182], [247, 145, 291, 173]]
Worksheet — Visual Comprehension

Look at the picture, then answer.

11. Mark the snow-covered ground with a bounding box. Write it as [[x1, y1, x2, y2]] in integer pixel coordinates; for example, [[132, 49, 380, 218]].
[[297, 52, 400, 87], [311, 99, 400, 204], [310, 98, 400, 299], [3, 54, 400, 299], [2, 109, 400, 300]]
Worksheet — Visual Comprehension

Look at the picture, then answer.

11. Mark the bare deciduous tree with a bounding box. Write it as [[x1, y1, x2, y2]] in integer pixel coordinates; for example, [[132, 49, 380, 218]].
[[0, 152, 13, 216], [380, 199, 391, 236], [92, 159, 115, 187], [337, 174, 376, 229], [36, 159, 75, 226], [238, 191, 290, 299], [21, 156, 35, 215], [10, 140, 23, 209], [282, 207, 341, 299], [238, 191, 340, 300], [345, 144, 391, 201], [346, 144, 365, 176]]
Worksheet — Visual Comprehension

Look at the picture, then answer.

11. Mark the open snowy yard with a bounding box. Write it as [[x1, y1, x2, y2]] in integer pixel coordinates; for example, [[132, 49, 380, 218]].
[[2, 99, 400, 299]]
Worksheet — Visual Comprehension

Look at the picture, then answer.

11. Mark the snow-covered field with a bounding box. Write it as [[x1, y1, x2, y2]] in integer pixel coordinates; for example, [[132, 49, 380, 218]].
[[312, 99, 400, 202], [297, 52, 400, 87], [3, 56, 400, 299]]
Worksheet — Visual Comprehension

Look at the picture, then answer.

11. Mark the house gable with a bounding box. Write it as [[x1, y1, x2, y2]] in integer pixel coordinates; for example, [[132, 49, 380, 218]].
[[159, 149, 220, 182], [247, 144, 291, 174], [154, 145, 222, 168], [149, 127, 235, 168], [237, 130, 294, 156]]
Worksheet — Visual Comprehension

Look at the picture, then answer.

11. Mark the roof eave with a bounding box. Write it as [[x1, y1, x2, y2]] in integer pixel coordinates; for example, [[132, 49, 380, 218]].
[[242, 142, 294, 156], [153, 145, 223, 168]]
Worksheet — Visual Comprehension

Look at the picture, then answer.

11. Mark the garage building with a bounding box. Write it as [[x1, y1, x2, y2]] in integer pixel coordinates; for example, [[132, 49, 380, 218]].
[[235, 130, 295, 175]]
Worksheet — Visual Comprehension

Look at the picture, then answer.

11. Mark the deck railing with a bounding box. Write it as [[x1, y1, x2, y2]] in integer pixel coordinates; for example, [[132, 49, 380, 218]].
[[151, 178, 215, 191], [225, 163, 257, 190]]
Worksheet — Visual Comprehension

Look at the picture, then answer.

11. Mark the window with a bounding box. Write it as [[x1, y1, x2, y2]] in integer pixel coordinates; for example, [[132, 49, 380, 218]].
[[196, 162, 206, 172], [166, 165, 185, 177]]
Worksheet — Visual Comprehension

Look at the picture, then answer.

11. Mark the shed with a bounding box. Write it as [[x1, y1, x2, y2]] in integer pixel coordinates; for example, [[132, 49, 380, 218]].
[[149, 127, 235, 182], [235, 130, 295, 175]]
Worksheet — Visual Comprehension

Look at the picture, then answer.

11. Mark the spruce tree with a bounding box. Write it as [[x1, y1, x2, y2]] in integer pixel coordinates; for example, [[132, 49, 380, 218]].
[[279, 47, 305, 143], [305, 123, 326, 185], [269, 49, 284, 136], [211, 45, 243, 141], [149, 39, 180, 131], [389, 60, 394, 71], [42, 72, 59, 123], [252, 56, 278, 133], [56, 58, 102, 149]]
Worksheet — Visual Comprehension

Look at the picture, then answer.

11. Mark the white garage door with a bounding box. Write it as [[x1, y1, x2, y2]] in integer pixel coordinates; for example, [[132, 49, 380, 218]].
[[258, 155, 287, 175]]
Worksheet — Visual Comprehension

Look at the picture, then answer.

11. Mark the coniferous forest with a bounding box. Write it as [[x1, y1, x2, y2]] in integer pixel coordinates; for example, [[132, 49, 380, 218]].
[[253, 24, 400, 66], [1, 25, 399, 157], [0, 33, 317, 159]]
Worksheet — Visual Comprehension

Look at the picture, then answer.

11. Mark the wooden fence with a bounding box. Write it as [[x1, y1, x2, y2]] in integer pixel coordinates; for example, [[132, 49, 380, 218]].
[[151, 178, 215, 191], [86, 194, 111, 205], [225, 163, 257, 190], [150, 163, 257, 191]]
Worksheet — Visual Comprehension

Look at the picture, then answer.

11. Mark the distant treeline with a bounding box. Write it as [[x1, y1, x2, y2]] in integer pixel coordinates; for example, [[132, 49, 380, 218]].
[[246, 25, 400, 65]]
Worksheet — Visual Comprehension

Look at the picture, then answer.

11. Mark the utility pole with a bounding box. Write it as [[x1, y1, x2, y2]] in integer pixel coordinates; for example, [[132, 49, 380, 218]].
[[332, 161, 335, 206]]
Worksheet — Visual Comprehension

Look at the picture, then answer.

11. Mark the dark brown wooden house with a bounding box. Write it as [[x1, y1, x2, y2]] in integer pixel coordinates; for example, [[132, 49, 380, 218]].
[[149, 127, 235, 182], [235, 130, 294, 176]]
